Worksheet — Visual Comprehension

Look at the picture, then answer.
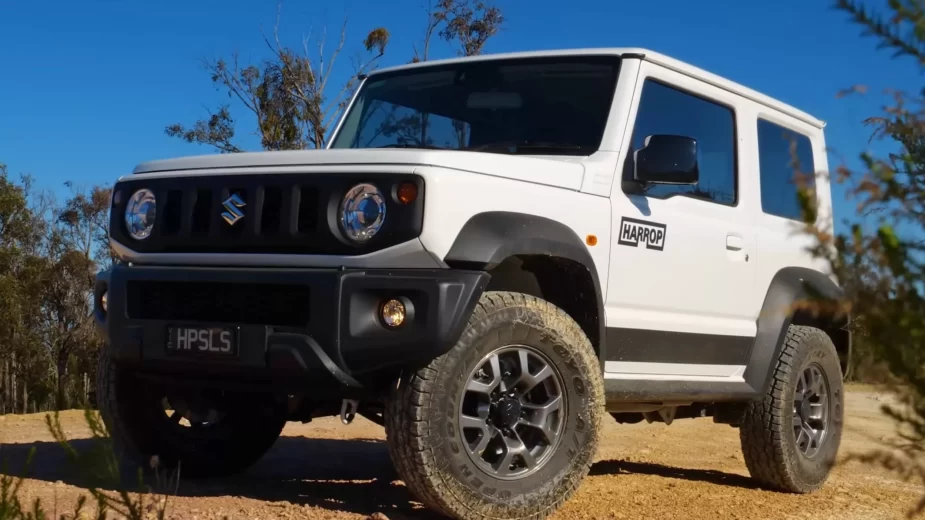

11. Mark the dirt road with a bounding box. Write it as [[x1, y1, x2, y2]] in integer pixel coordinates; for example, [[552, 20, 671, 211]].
[[0, 385, 917, 520]]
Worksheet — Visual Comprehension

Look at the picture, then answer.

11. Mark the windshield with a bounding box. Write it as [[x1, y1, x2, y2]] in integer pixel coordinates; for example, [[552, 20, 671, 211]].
[[329, 55, 621, 155]]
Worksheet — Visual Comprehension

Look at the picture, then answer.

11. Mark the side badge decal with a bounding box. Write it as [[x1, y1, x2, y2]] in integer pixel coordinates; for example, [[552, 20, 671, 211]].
[[617, 217, 667, 251]]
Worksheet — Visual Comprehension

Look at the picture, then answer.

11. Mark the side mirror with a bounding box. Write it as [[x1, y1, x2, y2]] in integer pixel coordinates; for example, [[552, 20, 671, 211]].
[[633, 134, 700, 185]]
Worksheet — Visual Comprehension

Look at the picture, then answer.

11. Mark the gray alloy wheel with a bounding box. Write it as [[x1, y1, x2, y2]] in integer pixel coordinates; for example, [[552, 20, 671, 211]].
[[792, 363, 830, 458], [459, 345, 566, 480]]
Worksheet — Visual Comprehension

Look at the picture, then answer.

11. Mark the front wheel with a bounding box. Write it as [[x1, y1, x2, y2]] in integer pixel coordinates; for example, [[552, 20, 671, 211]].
[[96, 342, 287, 478], [385, 291, 604, 519], [739, 325, 844, 493]]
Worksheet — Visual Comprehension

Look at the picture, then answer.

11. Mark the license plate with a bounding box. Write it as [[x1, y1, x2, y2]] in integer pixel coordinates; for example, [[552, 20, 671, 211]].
[[166, 326, 238, 357]]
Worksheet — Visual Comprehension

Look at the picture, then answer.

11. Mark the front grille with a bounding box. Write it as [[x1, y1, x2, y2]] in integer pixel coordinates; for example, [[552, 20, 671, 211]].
[[126, 280, 310, 326], [109, 172, 424, 255]]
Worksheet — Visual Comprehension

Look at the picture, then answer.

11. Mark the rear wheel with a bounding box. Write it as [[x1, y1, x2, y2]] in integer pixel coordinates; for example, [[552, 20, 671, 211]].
[[97, 342, 287, 478], [385, 291, 604, 519], [739, 325, 844, 493]]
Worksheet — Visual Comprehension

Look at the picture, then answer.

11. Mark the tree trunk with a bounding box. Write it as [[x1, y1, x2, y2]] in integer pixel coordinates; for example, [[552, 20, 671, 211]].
[[1, 358, 6, 415], [10, 354, 16, 414], [22, 382, 27, 415], [4, 357, 10, 414], [56, 349, 69, 411]]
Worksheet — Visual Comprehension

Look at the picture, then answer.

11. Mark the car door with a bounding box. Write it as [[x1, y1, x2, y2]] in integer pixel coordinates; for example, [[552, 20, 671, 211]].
[[604, 62, 758, 380]]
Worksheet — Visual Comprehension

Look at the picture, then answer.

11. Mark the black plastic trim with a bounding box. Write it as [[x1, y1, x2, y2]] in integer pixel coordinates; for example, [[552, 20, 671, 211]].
[[109, 172, 424, 256], [831, 326, 853, 379], [97, 264, 489, 390], [338, 269, 489, 373], [443, 211, 606, 357], [266, 333, 362, 388], [743, 266, 849, 395], [604, 379, 757, 406], [605, 327, 752, 365]]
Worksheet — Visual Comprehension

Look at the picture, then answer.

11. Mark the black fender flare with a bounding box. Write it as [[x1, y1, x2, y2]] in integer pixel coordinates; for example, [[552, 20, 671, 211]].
[[743, 266, 850, 395], [444, 211, 607, 356]]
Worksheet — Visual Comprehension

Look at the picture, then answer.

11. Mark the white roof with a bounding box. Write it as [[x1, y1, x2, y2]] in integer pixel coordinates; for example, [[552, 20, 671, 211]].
[[367, 47, 825, 129]]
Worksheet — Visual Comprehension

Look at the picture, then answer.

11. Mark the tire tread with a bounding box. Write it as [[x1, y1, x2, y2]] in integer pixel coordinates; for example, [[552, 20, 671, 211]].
[[385, 291, 604, 520], [739, 325, 841, 493]]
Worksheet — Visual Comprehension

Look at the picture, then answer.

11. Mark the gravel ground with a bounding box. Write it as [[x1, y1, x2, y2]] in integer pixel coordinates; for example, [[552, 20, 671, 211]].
[[0, 384, 917, 520]]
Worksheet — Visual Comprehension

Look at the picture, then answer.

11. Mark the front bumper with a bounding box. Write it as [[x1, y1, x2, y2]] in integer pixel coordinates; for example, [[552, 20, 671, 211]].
[[95, 264, 488, 389]]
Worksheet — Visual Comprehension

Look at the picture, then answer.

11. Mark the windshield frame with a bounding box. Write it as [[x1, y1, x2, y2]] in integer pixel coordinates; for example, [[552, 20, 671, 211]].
[[326, 54, 623, 155]]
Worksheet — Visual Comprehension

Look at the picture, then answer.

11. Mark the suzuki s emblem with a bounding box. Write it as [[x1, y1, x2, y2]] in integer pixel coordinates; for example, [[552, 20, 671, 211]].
[[221, 194, 246, 226]]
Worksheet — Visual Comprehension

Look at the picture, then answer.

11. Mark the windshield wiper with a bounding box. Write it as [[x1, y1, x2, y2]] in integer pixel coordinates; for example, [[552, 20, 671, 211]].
[[465, 140, 590, 154], [376, 143, 450, 150]]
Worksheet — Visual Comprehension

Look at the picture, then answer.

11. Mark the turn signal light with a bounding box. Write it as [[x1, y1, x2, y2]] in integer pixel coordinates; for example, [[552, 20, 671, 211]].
[[396, 182, 418, 204]]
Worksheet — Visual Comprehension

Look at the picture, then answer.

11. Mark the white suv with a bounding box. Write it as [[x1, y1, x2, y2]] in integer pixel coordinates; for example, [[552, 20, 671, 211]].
[[95, 48, 850, 520]]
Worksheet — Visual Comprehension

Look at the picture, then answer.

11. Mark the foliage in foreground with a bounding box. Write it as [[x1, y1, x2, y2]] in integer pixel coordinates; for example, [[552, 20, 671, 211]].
[[801, 1, 925, 516], [0, 409, 177, 520]]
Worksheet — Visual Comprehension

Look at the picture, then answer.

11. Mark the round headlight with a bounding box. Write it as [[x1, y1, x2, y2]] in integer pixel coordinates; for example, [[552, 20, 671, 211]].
[[124, 189, 156, 240], [340, 183, 386, 242]]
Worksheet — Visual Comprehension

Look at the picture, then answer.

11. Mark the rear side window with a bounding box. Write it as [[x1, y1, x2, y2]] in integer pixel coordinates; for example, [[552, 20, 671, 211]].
[[757, 119, 816, 220], [628, 80, 737, 205]]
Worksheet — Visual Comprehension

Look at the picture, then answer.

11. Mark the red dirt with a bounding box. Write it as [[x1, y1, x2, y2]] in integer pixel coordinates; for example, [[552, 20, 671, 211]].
[[0, 384, 917, 520]]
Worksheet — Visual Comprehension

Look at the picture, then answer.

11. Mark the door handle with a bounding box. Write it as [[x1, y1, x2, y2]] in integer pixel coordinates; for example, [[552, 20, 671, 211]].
[[726, 235, 744, 251]]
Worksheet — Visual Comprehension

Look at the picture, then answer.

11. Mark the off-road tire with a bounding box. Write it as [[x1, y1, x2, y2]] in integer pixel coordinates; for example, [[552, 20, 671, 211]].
[[385, 291, 605, 520], [739, 325, 844, 493], [96, 341, 287, 478]]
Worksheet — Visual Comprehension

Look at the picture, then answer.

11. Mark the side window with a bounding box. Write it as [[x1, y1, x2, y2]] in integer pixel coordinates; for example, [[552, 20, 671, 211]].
[[757, 118, 816, 220], [627, 80, 737, 205]]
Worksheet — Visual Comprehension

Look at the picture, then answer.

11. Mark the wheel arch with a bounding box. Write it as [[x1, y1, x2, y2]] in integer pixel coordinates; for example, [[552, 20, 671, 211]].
[[744, 266, 852, 394], [443, 211, 606, 360]]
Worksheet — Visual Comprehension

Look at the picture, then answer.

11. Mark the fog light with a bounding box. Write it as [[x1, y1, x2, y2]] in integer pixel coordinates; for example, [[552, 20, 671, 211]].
[[380, 299, 406, 328], [101, 291, 108, 313]]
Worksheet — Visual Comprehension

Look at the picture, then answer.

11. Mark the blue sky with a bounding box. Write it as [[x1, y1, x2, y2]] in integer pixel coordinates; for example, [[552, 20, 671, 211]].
[[0, 0, 918, 228]]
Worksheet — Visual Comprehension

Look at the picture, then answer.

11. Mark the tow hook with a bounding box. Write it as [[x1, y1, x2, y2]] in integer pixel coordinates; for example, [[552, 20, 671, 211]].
[[341, 399, 359, 425]]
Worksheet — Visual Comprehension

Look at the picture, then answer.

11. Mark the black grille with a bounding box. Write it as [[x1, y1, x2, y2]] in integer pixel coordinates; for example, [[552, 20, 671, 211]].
[[126, 280, 310, 326], [109, 173, 424, 255]]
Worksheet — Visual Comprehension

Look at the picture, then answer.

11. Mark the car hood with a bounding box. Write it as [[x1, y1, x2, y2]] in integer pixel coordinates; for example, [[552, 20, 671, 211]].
[[132, 148, 587, 191]]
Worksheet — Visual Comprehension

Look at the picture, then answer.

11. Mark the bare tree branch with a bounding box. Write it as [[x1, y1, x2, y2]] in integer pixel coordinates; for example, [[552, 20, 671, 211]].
[[413, 0, 442, 63], [168, 6, 392, 151], [436, 0, 504, 56]]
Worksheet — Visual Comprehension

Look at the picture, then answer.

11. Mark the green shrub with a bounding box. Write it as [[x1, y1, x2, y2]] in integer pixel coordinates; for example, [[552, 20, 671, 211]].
[[0, 409, 175, 520], [802, 1, 925, 516]]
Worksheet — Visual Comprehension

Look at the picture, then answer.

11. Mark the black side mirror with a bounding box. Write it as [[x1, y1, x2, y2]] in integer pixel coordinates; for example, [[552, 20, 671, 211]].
[[633, 134, 700, 185]]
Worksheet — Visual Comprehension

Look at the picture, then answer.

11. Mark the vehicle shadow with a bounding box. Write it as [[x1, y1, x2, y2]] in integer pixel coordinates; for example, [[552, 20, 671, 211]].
[[1, 436, 760, 518], [589, 459, 761, 490], [0, 435, 438, 519]]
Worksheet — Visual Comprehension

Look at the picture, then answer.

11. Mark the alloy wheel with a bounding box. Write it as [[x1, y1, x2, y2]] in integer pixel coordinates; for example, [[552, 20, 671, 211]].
[[458, 345, 566, 480]]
